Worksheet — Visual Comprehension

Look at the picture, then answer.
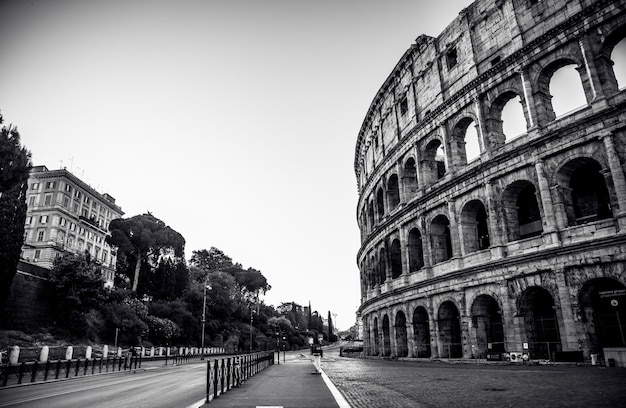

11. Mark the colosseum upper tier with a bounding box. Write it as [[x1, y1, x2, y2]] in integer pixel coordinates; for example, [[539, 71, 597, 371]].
[[355, 0, 626, 363]]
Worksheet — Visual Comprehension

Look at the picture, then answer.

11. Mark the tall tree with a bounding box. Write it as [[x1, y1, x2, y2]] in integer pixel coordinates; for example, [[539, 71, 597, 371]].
[[106, 213, 185, 293], [0, 113, 31, 313], [189, 247, 233, 282], [48, 253, 108, 338]]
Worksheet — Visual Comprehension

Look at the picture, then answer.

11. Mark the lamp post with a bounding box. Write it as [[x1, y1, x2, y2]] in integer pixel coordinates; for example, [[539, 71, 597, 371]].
[[201, 281, 211, 360]]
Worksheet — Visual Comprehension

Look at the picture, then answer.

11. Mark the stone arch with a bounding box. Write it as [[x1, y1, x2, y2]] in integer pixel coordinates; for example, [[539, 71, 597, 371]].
[[395, 310, 408, 357], [534, 57, 587, 124], [412, 306, 431, 358], [554, 157, 612, 226], [421, 138, 446, 185], [470, 294, 505, 358], [460, 199, 490, 254], [407, 227, 424, 272], [376, 186, 385, 221], [430, 214, 453, 264], [437, 300, 462, 358], [501, 180, 543, 241], [450, 116, 480, 167], [367, 199, 375, 229], [390, 238, 402, 279], [372, 316, 380, 356], [517, 286, 561, 360], [596, 24, 626, 94], [486, 90, 527, 149], [378, 247, 387, 284], [387, 173, 400, 211], [402, 156, 418, 198], [579, 277, 626, 352], [382, 314, 391, 357]]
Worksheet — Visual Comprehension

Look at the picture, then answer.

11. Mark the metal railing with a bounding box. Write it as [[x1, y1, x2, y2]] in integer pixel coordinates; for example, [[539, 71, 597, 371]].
[[204, 351, 274, 403]]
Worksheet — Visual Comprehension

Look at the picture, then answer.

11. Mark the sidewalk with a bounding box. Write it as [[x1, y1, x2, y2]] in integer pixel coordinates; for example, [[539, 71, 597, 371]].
[[200, 354, 348, 408]]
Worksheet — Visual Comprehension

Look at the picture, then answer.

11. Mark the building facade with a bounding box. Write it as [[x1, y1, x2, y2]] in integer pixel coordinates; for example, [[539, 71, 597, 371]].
[[355, 0, 626, 363], [21, 165, 124, 287]]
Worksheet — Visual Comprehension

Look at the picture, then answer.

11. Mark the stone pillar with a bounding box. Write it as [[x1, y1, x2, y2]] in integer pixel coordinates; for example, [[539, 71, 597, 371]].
[[150, 347, 155, 357], [447, 199, 461, 259], [578, 36, 598, 101], [474, 97, 487, 155], [519, 67, 539, 128], [85, 346, 92, 360], [406, 314, 416, 358], [554, 268, 578, 352], [535, 160, 562, 247], [485, 181, 506, 258], [603, 132, 626, 229], [65, 346, 73, 360], [102, 345, 109, 358], [117, 347, 123, 357], [39, 346, 49, 363]]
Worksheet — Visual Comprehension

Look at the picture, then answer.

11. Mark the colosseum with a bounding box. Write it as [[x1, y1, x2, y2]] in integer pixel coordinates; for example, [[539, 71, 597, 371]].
[[355, 0, 626, 365]]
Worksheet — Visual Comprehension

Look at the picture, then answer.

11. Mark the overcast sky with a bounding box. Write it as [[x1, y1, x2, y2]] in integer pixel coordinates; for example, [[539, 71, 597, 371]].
[[0, 0, 473, 329]]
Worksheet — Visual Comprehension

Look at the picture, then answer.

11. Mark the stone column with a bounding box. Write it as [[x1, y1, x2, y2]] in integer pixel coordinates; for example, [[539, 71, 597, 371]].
[[603, 132, 626, 229], [536, 160, 563, 249], [85, 346, 92, 360], [102, 345, 109, 358], [9, 346, 19, 364], [447, 199, 461, 259], [65, 346, 73, 360], [554, 268, 578, 352], [485, 181, 506, 258]]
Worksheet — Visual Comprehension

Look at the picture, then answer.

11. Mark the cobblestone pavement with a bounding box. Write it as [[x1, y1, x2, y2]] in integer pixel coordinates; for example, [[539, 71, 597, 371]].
[[320, 352, 626, 408]]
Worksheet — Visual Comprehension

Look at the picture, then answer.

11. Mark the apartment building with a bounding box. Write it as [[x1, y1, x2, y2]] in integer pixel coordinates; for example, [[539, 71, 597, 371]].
[[21, 165, 124, 287]]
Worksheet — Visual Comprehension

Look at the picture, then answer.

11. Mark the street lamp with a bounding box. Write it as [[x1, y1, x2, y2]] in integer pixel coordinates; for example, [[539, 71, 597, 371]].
[[201, 281, 211, 360]]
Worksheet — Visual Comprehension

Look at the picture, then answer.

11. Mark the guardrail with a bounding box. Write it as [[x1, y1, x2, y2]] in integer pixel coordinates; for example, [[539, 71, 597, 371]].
[[204, 351, 274, 403], [0, 354, 141, 387]]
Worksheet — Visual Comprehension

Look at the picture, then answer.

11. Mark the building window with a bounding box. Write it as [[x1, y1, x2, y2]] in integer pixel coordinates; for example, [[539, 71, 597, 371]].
[[34, 249, 41, 259], [74, 190, 81, 199], [65, 183, 72, 193], [70, 222, 76, 231], [72, 202, 79, 213], [39, 215, 48, 224], [26, 216, 33, 225], [399, 97, 409, 116], [63, 195, 70, 208], [60, 217, 67, 227], [83, 196, 90, 204], [446, 47, 458, 70], [28, 196, 36, 206], [37, 230, 45, 242], [44, 194, 52, 206], [45, 181, 56, 190], [31, 183, 39, 190]]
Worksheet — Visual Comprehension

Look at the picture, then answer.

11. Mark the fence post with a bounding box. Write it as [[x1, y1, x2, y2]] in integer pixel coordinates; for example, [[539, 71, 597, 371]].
[[213, 359, 218, 400], [205, 360, 211, 403], [9, 346, 19, 364], [30, 360, 39, 383], [40, 345, 49, 363], [44, 360, 51, 381], [17, 361, 26, 384]]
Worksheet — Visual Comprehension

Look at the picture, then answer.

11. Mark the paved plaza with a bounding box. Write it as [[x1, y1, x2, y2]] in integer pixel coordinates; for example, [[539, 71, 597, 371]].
[[321, 352, 626, 408]]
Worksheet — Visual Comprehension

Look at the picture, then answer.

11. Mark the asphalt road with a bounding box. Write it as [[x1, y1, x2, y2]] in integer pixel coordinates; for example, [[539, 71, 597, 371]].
[[0, 361, 208, 408]]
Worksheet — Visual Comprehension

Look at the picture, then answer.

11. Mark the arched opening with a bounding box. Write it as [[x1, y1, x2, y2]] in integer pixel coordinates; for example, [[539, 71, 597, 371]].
[[612, 37, 626, 89], [390, 239, 402, 279], [403, 157, 418, 197], [376, 187, 385, 221], [407, 228, 424, 272], [471, 295, 505, 358], [422, 139, 446, 185], [387, 174, 400, 210], [369, 255, 377, 289], [501, 95, 526, 141], [395, 311, 408, 357], [430, 215, 453, 264], [579, 278, 626, 353], [378, 248, 387, 284], [502, 180, 543, 241], [518, 286, 561, 360], [550, 64, 587, 117], [373, 317, 380, 356], [451, 117, 480, 165], [382, 315, 391, 357], [569, 160, 611, 224], [368, 200, 375, 229], [438, 301, 462, 358], [460, 200, 490, 253], [413, 306, 431, 358]]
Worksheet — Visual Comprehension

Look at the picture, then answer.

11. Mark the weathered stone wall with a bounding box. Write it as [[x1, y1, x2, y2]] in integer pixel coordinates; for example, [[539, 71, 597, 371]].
[[355, 0, 626, 361]]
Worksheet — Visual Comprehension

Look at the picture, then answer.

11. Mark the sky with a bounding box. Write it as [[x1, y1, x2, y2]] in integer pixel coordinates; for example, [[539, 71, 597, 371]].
[[0, 0, 474, 330]]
